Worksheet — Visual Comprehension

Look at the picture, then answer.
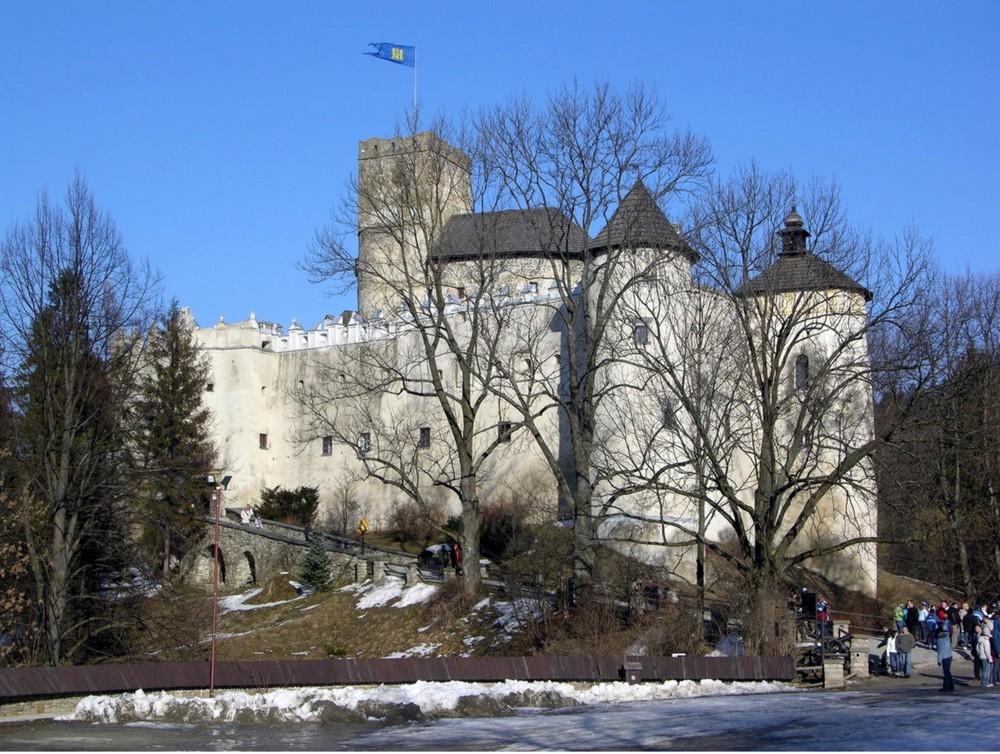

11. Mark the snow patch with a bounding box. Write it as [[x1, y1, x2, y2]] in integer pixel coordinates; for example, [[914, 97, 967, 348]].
[[385, 643, 441, 658], [394, 582, 438, 608], [218, 588, 303, 614], [66, 679, 793, 724]]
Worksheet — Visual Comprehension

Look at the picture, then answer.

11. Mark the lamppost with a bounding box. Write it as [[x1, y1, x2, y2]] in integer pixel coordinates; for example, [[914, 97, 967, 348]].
[[207, 473, 231, 698]]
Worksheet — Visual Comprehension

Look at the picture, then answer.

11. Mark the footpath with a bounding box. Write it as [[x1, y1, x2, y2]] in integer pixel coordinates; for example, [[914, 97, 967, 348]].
[[845, 635, 995, 693]]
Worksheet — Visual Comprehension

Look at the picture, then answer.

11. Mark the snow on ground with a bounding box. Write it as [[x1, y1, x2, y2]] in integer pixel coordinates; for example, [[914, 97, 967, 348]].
[[394, 582, 438, 607], [348, 576, 439, 610], [65, 678, 793, 724], [491, 597, 545, 635], [218, 588, 304, 613], [384, 643, 441, 658]]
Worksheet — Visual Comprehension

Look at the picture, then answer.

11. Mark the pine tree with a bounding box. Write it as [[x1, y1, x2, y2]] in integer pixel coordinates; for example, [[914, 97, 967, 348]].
[[298, 537, 331, 591], [134, 300, 217, 578]]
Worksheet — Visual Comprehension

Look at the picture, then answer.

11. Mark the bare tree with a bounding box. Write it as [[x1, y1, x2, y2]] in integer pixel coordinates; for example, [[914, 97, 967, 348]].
[[299, 119, 527, 591], [472, 81, 713, 593], [878, 271, 1000, 598], [0, 175, 158, 664]]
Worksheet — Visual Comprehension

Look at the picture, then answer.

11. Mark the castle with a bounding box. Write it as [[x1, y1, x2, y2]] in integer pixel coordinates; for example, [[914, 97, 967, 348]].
[[193, 133, 878, 595]]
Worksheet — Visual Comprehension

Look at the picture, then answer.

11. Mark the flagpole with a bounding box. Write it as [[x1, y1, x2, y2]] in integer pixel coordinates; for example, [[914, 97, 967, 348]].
[[413, 46, 417, 116]]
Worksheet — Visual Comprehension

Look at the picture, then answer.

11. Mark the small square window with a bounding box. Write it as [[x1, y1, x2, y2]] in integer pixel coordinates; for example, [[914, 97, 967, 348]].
[[259, 433, 268, 450], [633, 323, 649, 346], [322, 436, 333, 456], [206, 383, 214, 393], [417, 427, 431, 449], [498, 421, 513, 443]]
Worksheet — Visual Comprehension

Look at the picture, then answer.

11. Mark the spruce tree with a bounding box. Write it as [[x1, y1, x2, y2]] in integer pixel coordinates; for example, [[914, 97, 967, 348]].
[[134, 300, 217, 578], [298, 537, 331, 591]]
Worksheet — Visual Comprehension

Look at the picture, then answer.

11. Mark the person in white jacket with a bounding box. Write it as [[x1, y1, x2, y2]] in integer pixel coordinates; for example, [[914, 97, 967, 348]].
[[886, 630, 899, 677]]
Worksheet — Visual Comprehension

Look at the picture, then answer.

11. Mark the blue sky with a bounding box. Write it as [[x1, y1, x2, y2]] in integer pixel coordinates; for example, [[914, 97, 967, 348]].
[[2, 1, 997, 329]]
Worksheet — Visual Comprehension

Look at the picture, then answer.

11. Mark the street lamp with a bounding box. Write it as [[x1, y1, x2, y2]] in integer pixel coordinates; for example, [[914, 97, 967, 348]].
[[208, 473, 231, 698]]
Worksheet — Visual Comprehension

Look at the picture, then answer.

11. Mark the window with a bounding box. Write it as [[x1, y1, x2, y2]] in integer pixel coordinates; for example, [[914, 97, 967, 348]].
[[258, 433, 268, 450], [795, 354, 810, 391], [206, 383, 214, 393], [417, 427, 431, 449], [322, 436, 333, 456], [357, 432, 371, 456], [662, 400, 678, 431], [498, 421, 513, 443], [801, 426, 813, 451], [633, 322, 649, 346]]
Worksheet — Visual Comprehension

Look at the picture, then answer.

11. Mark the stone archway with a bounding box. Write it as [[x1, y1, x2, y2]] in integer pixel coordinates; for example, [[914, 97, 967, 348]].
[[205, 543, 227, 583], [243, 550, 258, 585]]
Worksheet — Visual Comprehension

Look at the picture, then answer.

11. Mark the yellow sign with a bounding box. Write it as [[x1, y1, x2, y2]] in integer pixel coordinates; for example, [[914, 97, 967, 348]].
[[356, 518, 369, 534]]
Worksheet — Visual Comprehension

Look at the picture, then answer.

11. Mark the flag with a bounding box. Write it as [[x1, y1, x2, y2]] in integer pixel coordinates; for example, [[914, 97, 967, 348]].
[[364, 42, 415, 68]]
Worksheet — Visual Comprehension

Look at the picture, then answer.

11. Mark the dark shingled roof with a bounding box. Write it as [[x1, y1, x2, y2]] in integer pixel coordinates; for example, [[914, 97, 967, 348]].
[[591, 180, 697, 262], [738, 208, 872, 301], [432, 208, 590, 261]]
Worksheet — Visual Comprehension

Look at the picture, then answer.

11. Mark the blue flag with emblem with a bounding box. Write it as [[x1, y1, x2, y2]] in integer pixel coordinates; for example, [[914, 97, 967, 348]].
[[365, 42, 415, 68]]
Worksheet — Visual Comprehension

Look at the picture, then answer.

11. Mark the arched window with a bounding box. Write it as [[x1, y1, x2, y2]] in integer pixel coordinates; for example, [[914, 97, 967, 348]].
[[795, 354, 810, 391]]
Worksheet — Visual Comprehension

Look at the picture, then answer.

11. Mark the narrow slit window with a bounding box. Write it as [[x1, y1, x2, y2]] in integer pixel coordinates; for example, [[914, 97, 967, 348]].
[[795, 354, 810, 391]]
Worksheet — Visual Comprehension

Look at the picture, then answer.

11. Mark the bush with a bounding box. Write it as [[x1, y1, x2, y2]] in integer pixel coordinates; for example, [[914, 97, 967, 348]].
[[387, 499, 444, 547], [257, 486, 319, 526], [478, 497, 534, 561]]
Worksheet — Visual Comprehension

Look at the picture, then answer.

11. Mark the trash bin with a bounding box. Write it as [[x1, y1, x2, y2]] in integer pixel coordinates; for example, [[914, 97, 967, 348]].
[[622, 661, 643, 684]]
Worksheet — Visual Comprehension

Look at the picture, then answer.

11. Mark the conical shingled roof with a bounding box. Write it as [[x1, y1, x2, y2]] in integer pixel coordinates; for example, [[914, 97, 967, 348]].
[[591, 180, 697, 262], [738, 208, 872, 301]]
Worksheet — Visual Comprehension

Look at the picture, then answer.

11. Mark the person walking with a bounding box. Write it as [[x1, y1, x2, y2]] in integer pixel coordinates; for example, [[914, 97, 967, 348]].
[[974, 624, 994, 688], [897, 626, 917, 678], [936, 621, 955, 692]]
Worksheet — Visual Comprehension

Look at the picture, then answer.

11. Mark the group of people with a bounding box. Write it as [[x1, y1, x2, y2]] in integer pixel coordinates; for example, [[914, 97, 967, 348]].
[[881, 599, 1000, 690], [418, 541, 462, 574], [240, 504, 263, 529]]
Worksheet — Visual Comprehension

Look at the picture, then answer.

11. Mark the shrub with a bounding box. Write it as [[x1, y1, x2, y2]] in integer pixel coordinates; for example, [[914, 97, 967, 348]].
[[478, 497, 534, 561], [257, 486, 319, 526], [387, 499, 444, 547]]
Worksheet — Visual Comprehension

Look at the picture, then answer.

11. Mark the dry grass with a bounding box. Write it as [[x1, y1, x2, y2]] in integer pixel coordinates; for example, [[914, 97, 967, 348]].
[[161, 574, 499, 663], [136, 565, 939, 663]]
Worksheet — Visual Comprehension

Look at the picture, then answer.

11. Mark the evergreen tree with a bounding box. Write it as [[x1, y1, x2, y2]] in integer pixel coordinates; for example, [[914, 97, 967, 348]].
[[133, 301, 217, 578], [2, 177, 154, 664], [298, 536, 331, 591]]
